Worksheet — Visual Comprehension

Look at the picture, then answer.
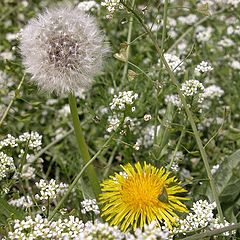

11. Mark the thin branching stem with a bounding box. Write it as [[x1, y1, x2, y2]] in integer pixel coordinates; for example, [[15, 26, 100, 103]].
[[180, 222, 240, 240], [120, 0, 224, 220], [154, 0, 168, 143], [0, 74, 25, 128], [122, 0, 135, 81], [48, 130, 117, 220]]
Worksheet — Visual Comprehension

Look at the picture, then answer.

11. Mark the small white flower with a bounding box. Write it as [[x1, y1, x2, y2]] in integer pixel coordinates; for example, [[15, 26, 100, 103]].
[[143, 114, 152, 121], [203, 85, 224, 99], [78, 1, 99, 12], [161, 53, 185, 73], [165, 94, 181, 108], [180, 79, 205, 97], [195, 61, 213, 75], [195, 25, 213, 42], [211, 164, 220, 174], [0, 152, 15, 180], [218, 37, 235, 48], [101, 0, 124, 19], [81, 199, 100, 215], [35, 179, 68, 201], [110, 91, 138, 111]]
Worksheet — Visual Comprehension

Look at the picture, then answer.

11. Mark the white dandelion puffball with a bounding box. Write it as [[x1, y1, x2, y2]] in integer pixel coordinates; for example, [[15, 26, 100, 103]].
[[20, 3, 108, 95]]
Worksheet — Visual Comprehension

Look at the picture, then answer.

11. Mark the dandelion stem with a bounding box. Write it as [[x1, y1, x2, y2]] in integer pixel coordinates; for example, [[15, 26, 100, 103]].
[[68, 93, 100, 198], [121, 0, 135, 81], [48, 130, 116, 220], [0, 74, 25, 128], [120, 0, 224, 221]]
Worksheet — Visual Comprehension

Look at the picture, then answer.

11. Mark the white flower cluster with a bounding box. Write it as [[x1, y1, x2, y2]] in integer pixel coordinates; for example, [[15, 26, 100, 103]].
[[200, 0, 240, 7], [176, 200, 216, 232], [180, 79, 205, 98], [134, 125, 160, 150], [171, 200, 234, 237], [195, 61, 213, 75], [210, 218, 234, 236], [0, 152, 15, 180], [211, 164, 220, 174], [227, 0, 240, 7], [101, 0, 124, 19], [18, 132, 42, 150], [165, 94, 181, 108], [107, 115, 121, 133], [35, 179, 68, 201], [162, 53, 185, 73], [81, 199, 100, 215], [0, 134, 18, 149], [9, 195, 33, 208], [0, 132, 42, 151], [195, 26, 213, 42], [202, 85, 224, 99], [80, 220, 126, 239], [218, 37, 235, 48], [8, 214, 85, 239], [198, 117, 224, 130], [78, 1, 99, 12], [230, 60, 240, 70], [110, 91, 138, 112], [170, 162, 180, 172], [178, 14, 198, 25], [135, 221, 170, 240], [227, 25, 240, 35], [58, 104, 71, 118]]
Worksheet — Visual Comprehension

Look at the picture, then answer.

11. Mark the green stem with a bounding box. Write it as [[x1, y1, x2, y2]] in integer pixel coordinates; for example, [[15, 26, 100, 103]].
[[0, 74, 25, 128], [103, 145, 118, 178], [161, 0, 168, 52], [121, 0, 135, 81], [68, 93, 100, 198], [168, 127, 185, 170], [180, 223, 240, 240], [120, 0, 224, 221], [154, 0, 168, 142], [48, 131, 116, 220]]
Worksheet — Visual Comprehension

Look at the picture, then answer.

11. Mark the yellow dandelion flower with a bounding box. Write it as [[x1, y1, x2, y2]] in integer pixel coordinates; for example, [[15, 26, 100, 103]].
[[99, 162, 189, 231]]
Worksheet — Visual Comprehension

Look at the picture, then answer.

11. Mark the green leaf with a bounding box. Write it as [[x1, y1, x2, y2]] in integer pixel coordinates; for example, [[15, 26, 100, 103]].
[[206, 150, 240, 203], [0, 198, 25, 224]]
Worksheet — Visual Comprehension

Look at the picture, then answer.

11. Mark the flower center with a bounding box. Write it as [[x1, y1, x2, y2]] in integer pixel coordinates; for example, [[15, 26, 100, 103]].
[[47, 34, 79, 69], [120, 173, 164, 210]]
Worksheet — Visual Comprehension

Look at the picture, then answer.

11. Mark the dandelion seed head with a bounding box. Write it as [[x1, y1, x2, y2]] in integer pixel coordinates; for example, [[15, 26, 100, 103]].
[[20, 3, 108, 95]]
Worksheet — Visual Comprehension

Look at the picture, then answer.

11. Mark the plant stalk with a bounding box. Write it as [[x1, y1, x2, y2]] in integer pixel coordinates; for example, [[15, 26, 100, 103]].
[[0, 74, 25, 128], [180, 223, 240, 240], [121, 0, 135, 81], [120, 0, 224, 220], [68, 93, 100, 198], [48, 130, 116, 220]]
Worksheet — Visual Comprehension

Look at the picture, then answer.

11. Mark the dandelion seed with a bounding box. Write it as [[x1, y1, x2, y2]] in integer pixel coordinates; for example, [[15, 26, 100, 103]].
[[100, 162, 188, 231], [20, 3, 108, 95]]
